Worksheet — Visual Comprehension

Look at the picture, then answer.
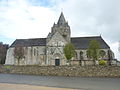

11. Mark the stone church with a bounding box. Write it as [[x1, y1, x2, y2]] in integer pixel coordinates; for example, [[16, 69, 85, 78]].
[[5, 12, 114, 66]]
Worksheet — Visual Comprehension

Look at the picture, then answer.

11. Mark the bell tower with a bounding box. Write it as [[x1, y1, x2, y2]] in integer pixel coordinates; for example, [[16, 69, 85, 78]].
[[51, 12, 71, 42]]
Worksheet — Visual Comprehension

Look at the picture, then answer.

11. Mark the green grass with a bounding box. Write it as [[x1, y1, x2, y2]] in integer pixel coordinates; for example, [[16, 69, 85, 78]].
[[4, 65, 12, 69]]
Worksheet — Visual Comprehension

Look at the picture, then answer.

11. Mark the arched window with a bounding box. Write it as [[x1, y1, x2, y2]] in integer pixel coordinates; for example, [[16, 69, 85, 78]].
[[80, 51, 83, 60], [86, 50, 90, 59], [75, 52, 78, 60], [108, 50, 113, 60], [34, 48, 36, 56], [99, 50, 106, 58]]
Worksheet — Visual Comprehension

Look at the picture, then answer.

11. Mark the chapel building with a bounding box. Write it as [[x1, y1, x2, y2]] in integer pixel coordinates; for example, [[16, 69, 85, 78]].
[[5, 12, 114, 66]]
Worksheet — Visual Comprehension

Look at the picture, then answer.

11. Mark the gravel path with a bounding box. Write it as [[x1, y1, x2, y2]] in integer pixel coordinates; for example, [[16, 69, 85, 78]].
[[0, 83, 78, 90]]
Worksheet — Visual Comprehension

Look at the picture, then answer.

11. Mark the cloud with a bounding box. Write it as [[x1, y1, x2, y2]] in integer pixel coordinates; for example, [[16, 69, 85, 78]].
[[110, 42, 119, 60], [55, 0, 120, 60], [55, 0, 120, 40], [0, 0, 57, 39]]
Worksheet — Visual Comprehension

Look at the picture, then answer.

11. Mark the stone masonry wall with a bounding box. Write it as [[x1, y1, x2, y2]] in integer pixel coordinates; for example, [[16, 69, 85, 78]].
[[0, 65, 120, 77]]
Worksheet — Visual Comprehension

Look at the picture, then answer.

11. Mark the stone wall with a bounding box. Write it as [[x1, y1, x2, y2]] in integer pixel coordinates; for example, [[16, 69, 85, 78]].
[[5, 46, 46, 65], [0, 65, 120, 77]]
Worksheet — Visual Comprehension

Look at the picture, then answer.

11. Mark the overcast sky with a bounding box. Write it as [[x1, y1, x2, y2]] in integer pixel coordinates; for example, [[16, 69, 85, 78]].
[[0, 0, 120, 60]]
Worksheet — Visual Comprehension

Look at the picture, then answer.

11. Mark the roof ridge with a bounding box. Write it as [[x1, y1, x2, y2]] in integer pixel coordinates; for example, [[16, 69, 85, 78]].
[[71, 36, 101, 38], [16, 38, 46, 40]]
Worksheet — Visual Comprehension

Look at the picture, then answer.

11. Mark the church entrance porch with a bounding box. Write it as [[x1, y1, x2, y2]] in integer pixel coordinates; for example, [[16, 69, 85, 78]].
[[55, 59, 60, 66], [53, 53, 61, 66]]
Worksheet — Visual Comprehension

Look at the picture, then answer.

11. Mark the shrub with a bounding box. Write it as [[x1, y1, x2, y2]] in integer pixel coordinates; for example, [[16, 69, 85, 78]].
[[99, 60, 107, 65]]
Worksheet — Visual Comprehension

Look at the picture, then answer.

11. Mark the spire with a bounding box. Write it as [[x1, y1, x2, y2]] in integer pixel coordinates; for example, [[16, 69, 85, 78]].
[[57, 12, 66, 26]]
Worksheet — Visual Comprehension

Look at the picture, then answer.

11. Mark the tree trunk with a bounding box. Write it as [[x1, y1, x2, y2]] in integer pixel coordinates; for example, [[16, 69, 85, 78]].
[[67, 59, 71, 66], [94, 60, 96, 66], [18, 59, 20, 65]]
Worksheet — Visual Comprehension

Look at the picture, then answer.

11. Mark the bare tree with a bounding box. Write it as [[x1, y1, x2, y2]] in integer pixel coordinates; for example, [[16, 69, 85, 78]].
[[14, 45, 24, 65], [0, 42, 9, 64]]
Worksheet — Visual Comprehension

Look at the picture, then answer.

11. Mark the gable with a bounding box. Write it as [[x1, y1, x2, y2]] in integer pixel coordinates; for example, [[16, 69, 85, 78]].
[[47, 31, 68, 46]]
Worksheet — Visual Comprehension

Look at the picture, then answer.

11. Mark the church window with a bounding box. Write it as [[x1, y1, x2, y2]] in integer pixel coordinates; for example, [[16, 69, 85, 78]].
[[58, 41, 64, 46], [75, 52, 78, 60], [42, 48, 45, 53], [64, 29, 67, 32], [51, 48, 54, 54], [55, 43, 57, 46], [52, 42, 54, 46], [108, 50, 113, 60], [99, 50, 106, 58], [80, 51, 83, 60], [24, 47, 28, 55], [31, 47, 33, 56], [34, 48, 36, 56]]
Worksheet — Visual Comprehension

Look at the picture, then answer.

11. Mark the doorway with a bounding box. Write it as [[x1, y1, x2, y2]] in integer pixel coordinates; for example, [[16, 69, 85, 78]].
[[55, 59, 60, 66]]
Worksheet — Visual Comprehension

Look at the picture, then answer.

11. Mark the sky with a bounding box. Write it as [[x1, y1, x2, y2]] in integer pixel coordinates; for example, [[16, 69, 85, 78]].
[[0, 0, 120, 60]]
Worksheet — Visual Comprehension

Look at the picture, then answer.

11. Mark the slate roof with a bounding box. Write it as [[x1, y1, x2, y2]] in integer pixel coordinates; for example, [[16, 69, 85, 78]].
[[10, 38, 46, 47], [57, 12, 66, 26], [10, 36, 110, 49], [71, 36, 110, 49]]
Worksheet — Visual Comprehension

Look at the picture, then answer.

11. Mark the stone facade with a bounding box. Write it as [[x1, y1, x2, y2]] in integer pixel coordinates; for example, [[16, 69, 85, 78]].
[[5, 12, 115, 66]]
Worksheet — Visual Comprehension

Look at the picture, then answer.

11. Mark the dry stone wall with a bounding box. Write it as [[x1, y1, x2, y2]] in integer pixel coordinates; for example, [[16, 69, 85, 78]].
[[0, 65, 120, 77]]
